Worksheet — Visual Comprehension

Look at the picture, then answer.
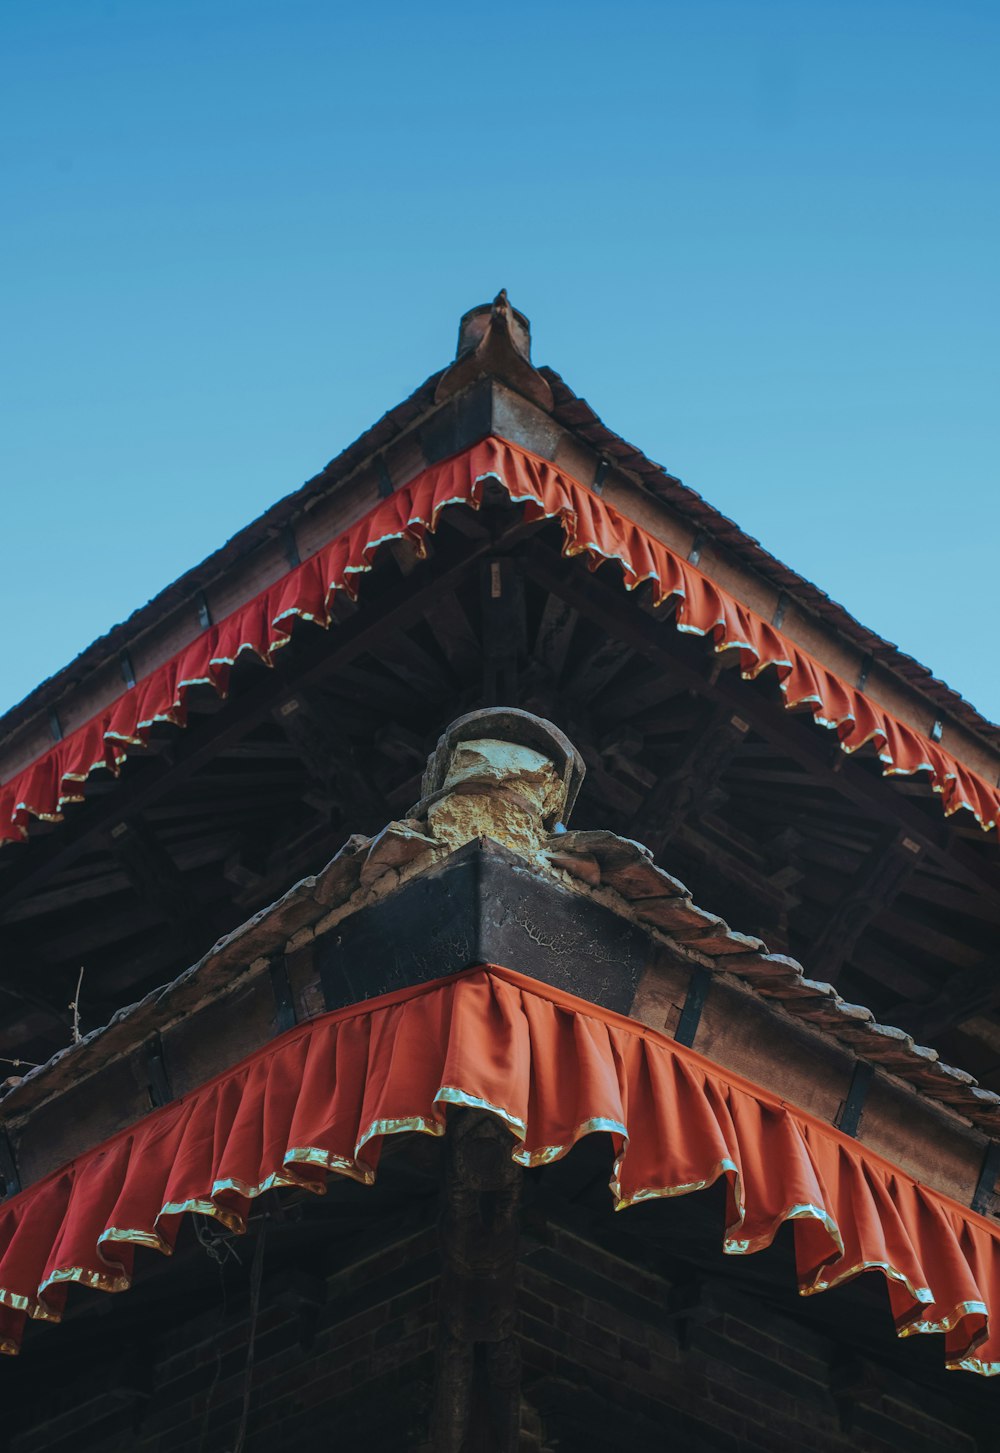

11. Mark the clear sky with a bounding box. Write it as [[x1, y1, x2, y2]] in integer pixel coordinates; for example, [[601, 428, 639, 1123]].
[[2, 1, 998, 727]]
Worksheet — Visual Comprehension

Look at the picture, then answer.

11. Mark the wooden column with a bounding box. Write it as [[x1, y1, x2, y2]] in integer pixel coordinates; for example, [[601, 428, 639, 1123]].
[[429, 1110, 523, 1453]]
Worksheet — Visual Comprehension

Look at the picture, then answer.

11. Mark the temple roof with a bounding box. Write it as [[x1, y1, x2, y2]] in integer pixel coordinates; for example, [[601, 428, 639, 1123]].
[[1, 293, 999, 1118]]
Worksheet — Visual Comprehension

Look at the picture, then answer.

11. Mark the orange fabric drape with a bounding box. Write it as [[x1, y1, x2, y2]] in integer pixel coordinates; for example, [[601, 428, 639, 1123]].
[[2, 438, 998, 846], [0, 965, 998, 1373]]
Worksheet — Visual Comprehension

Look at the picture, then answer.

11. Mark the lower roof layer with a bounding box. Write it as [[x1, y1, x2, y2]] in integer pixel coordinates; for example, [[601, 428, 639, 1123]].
[[0, 964, 997, 1373]]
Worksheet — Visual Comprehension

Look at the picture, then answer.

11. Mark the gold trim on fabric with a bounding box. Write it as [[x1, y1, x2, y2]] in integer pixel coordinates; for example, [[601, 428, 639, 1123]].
[[4, 440, 1000, 850], [612, 1155, 740, 1211], [0, 965, 998, 1377], [514, 1117, 628, 1168], [947, 1356, 1000, 1376], [801, 1257, 933, 1307], [900, 1299, 989, 1337], [99, 1226, 169, 1254], [0, 1288, 40, 1315], [282, 1145, 372, 1183], [434, 1087, 525, 1139], [727, 1202, 845, 1258], [38, 1266, 129, 1299], [355, 1113, 447, 1158], [158, 1198, 244, 1231]]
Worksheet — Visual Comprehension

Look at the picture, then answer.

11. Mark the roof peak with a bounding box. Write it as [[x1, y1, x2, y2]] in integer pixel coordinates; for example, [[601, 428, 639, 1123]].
[[437, 290, 553, 410]]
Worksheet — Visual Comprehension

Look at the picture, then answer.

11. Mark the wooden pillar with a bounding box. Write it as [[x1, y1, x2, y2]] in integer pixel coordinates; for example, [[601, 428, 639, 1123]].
[[429, 1110, 523, 1452]]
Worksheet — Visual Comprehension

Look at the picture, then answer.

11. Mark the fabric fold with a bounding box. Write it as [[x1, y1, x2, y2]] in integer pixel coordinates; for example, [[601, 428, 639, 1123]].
[[0, 965, 998, 1374], [3, 438, 998, 846]]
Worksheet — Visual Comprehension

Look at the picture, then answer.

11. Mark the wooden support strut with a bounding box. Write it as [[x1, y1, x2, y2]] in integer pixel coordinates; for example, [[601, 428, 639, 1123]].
[[481, 557, 526, 707], [0, 517, 536, 916], [430, 1110, 523, 1453], [518, 545, 1000, 917], [809, 828, 923, 986], [636, 701, 749, 857], [893, 961, 1000, 1045]]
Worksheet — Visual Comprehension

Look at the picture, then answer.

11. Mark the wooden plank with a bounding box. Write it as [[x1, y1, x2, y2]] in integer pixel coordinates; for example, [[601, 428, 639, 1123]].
[[532, 593, 577, 682], [0, 524, 518, 914], [520, 546, 1000, 917], [633, 702, 749, 856], [421, 594, 480, 676], [807, 828, 924, 984]]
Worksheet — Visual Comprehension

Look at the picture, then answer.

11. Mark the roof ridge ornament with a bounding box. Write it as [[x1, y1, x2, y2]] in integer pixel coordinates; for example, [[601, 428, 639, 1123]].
[[435, 290, 555, 410], [410, 707, 584, 855]]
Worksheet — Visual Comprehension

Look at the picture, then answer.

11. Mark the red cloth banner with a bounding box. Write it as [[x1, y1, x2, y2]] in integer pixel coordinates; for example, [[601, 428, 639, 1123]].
[[0, 966, 997, 1371], [2, 438, 997, 845]]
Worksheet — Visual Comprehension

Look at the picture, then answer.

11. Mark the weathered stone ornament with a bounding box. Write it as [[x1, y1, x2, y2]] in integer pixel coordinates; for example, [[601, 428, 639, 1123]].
[[411, 708, 585, 856]]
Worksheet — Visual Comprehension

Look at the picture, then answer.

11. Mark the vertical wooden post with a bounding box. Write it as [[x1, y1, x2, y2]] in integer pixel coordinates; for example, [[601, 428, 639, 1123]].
[[429, 1110, 523, 1452]]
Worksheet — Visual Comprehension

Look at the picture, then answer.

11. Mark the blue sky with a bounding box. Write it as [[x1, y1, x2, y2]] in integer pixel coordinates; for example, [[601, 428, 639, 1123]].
[[3, 0, 998, 725]]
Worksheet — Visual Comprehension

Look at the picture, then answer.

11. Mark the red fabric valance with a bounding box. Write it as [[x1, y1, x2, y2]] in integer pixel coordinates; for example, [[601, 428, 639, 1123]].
[[2, 438, 997, 845], [0, 965, 998, 1373]]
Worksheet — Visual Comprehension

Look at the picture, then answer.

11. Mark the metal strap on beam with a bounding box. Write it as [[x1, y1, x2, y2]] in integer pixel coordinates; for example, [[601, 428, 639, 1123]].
[[972, 1140, 1000, 1216], [674, 968, 711, 1048], [837, 1060, 874, 1138], [375, 454, 395, 499], [283, 523, 301, 569], [687, 531, 707, 566], [591, 457, 610, 494], [143, 1034, 172, 1108], [269, 956, 297, 1034], [0, 1131, 20, 1198]]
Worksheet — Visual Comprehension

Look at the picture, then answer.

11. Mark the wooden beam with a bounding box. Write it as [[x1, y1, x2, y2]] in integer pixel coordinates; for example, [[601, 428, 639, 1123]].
[[107, 817, 209, 958], [889, 960, 1000, 1043], [635, 701, 749, 857], [273, 687, 383, 829], [0, 520, 532, 916], [519, 546, 1000, 918], [807, 827, 924, 984], [430, 1110, 522, 1453], [481, 557, 526, 706]]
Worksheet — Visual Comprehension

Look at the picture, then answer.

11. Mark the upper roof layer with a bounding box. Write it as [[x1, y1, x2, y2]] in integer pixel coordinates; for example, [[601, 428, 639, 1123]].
[[2, 290, 996, 771], [4, 433, 999, 847]]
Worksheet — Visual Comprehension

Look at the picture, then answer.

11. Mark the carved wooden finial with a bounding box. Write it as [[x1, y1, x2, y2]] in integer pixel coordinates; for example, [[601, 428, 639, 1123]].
[[436, 295, 554, 409]]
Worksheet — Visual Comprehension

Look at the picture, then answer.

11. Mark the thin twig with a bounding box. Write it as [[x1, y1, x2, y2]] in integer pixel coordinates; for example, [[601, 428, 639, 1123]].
[[0, 1055, 41, 1070], [69, 966, 85, 1044]]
